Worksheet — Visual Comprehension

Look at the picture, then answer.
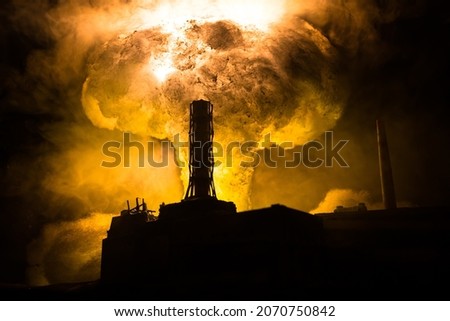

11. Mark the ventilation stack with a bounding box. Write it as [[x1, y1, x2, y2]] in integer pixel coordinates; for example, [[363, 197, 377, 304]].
[[185, 100, 217, 199], [157, 100, 236, 220], [376, 120, 397, 209]]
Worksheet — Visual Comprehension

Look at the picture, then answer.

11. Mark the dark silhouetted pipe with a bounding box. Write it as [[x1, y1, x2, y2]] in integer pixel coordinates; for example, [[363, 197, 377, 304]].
[[377, 120, 397, 209]]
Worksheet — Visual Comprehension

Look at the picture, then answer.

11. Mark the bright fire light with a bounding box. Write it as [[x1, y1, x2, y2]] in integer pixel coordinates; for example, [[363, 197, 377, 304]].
[[137, 0, 287, 84], [133, 0, 287, 33], [148, 53, 176, 83]]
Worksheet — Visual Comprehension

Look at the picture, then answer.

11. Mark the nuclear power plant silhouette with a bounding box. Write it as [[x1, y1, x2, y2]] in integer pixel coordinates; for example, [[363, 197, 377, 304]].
[[91, 100, 450, 300]]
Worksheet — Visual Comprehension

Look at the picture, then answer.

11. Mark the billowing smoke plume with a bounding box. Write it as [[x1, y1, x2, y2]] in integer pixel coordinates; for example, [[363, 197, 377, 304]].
[[310, 189, 378, 213], [1, 0, 419, 284], [27, 213, 112, 285], [80, 2, 345, 209]]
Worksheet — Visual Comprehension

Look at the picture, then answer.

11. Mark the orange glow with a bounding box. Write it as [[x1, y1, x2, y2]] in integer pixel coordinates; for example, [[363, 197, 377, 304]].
[[80, 0, 341, 211], [24, 0, 351, 285]]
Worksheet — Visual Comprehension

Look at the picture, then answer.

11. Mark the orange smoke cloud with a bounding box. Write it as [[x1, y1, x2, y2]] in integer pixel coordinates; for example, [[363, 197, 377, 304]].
[[310, 189, 378, 214], [80, 1, 343, 210], [27, 213, 112, 285], [13, 0, 378, 285]]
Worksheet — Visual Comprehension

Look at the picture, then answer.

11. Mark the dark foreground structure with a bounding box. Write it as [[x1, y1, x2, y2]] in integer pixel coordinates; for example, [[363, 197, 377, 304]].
[[101, 100, 325, 299], [3, 101, 449, 300], [98, 205, 450, 300], [3, 205, 449, 300], [98, 101, 450, 300]]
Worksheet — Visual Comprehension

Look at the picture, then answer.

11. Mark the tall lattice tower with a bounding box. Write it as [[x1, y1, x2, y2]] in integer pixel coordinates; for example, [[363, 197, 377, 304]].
[[184, 100, 217, 199]]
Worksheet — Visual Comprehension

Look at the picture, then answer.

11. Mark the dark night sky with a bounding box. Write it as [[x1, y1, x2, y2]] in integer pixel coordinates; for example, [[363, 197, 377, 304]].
[[1, 0, 450, 284]]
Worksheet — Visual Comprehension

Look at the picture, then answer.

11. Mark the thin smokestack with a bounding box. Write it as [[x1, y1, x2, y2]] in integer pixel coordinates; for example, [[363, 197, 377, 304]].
[[376, 120, 397, 209]]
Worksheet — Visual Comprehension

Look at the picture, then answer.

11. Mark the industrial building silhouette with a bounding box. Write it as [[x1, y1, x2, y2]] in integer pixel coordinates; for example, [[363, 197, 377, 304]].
[[98, 100, 450, 300]]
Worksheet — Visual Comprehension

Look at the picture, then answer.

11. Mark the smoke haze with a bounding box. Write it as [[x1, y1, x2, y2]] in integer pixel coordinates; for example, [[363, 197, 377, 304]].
[[1, 0, 449, 285]]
